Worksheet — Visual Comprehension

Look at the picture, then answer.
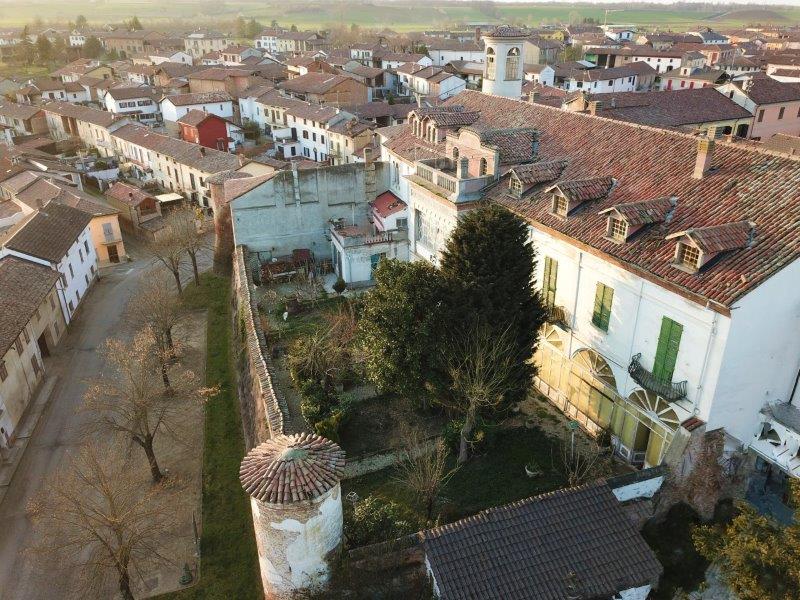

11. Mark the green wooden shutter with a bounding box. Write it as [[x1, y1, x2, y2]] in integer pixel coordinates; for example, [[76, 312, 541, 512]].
[[592, 283, 613, 331], [653, 317, 683, 384], [543, 257, 558, 307]]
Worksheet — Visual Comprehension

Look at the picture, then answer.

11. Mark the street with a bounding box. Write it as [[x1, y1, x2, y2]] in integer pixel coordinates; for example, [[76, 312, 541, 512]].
[[0, 240, 213, 600]]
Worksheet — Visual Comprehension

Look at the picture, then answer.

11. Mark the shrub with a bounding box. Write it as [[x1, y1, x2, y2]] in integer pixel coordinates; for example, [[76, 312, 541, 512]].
[[344, 495, 419, 548], [288, 331, 333, 386], [299, 380, 338, 427], [442, 417, 497, 455], [315, 409, 345, 443], [333, 276, 346, 295]]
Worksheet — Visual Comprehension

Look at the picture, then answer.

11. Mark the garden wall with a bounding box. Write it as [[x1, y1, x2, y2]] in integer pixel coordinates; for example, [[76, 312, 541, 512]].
[[232, 245, 295, 449]]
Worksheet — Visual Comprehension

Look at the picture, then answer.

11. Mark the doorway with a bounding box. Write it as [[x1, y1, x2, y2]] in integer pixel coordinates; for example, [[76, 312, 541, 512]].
[[37, 332, 50, 358], [107, 244, 120, 264]]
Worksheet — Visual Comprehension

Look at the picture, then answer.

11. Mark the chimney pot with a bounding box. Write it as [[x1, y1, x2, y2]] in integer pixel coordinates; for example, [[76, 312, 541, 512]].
[[693, 136, 716, 179]]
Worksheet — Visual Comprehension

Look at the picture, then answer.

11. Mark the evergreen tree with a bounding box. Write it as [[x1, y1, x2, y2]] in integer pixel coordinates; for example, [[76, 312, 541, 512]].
[[19, 27, 36, 66], [245, 18, 261, 39], [83, 36, 103, 59], [235, 16, 247, 38], [358, 260, 449, 402], [36, 35, 53, 64], [75, 14, 88, 29], [440, 202, 545, 405], [129, 16, 143, 31]]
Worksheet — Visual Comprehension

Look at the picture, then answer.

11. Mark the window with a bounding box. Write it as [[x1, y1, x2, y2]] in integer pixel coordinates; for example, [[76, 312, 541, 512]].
[[396, 217, 408, 229], [302, 130, 309, 139], [68, 264, 74, 278], [758, 109, 765, 123], [320, 135, 325, 144], [486, 47, 496, 80], [31, 355, 40, 376], [312, 132, 317, 142], [479, 158, 488, 176], [505, 47, 521, 81], [779, 106, 786, 120], [0, 360, 6, 382], [677, 242, 700, 270], [591, 283, 614, 331], [452, 146, 459, 160], [84, 240, 89, 254], [14, 338, 22, 354], [78, 248, 84, 262], [22, 328, 29, 343], [510, 176, 522, 197], [542, 257, 558, 307], [653, 317, 683, 384], [49, 294, 55, 310], [553, 194, 568, 216], [609, 218, 628, 241]]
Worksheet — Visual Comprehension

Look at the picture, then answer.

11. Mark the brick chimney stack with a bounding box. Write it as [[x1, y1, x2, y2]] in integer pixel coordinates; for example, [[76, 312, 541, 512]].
[[693, 136, 716, 179]]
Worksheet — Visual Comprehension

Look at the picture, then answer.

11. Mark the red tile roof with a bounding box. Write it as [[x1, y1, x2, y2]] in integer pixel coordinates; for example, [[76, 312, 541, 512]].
[[436, 90, 800, 309], [371, 190, 406, 218], [548, 176, 615, 203], [600, 197, 675, 227], [239, 432, 345, 504]]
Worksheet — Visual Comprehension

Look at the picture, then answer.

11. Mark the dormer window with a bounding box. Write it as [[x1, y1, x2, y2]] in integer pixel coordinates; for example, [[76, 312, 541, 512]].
[[509, 176, 522, 197], [609, 217, 628, 241], [553, 194, 568, 216], [676, 242, 701, 271]]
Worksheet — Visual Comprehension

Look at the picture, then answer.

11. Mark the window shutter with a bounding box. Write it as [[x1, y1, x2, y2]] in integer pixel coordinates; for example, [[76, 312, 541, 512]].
[[592, 283, 613, 331], [653, 317, 683, 384]]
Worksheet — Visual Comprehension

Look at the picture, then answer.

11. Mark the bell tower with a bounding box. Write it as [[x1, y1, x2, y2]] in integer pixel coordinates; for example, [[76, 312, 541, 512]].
[[481, 26, 527, 99]]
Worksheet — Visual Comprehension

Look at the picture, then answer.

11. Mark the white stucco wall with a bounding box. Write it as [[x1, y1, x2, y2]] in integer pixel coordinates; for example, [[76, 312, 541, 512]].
[[250, 484, 343, 597], [709, 257, 800, 443]]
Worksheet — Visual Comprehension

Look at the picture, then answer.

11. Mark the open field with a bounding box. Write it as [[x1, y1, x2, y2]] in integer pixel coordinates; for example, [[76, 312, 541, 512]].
[[0, 1, 799, 31]]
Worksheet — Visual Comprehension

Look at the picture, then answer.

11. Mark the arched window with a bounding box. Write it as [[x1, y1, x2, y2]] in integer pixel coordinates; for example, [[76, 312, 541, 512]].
[[452, 147, 459, 160], [479, 157, 488, 176], [486, 47, 496, 81], [505, 47, 521, 81]]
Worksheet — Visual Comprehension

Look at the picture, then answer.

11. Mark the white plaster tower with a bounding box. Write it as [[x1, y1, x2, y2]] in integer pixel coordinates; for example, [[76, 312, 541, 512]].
[[481, 26, 527, 99], [240, 432, 346, 599]]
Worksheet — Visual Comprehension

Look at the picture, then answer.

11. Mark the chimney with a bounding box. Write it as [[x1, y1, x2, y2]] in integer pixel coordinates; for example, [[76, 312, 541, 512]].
[[475, 27, 481, 44], [457, 157, 469, 179], [693, 136, 716, 179], [363, 147, 372, 164], [528, 90, 538, 104], [588, 100, 602, 116]]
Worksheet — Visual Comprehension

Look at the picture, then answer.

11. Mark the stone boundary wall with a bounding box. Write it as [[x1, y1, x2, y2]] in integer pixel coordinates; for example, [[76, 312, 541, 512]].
[[233, 245, 293, 449]]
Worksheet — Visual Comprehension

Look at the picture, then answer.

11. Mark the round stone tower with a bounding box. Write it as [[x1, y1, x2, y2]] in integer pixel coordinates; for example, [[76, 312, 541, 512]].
[[240, 432, 346, 599], [481, 26, 528, 99]]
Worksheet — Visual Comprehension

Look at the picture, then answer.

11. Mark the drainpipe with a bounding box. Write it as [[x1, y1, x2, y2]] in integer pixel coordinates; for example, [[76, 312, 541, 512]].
[[789, 367, 800, 406], [694, 307, 719, 415], [568, 251, 583, 358]]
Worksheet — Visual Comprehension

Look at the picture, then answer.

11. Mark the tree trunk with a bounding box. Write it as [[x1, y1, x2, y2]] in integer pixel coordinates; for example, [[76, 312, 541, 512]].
[[161, 358, 172, 392], [119, 569, 134, 600], [142, 436, 163, 483], [172, 267, 183, 296], [165, 327, 174, 351], [458, 403, 477, 465], [189, 251, 200, 286]]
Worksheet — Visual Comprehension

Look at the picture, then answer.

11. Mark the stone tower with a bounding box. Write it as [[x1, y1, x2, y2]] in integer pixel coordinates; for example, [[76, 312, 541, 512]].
[[481, 26, 527, 99], [239, 432, 346, 599]]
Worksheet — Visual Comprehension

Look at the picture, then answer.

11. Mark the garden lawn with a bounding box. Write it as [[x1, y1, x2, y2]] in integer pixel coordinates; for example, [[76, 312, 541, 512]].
[[160, 273, 261, 600], [343, 426, 565, 525]]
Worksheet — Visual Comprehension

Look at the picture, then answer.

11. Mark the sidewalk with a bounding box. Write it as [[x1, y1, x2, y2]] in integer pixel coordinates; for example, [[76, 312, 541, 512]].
[[0, 375, 59, 506]]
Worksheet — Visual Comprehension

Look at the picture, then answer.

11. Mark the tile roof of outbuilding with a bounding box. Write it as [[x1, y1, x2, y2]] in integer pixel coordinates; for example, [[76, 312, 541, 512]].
[[105, 181, 156, 206], [163, 91, 232, 106], [422, 481, 662, 600], [429, 90, 800, 309], [0, 256, 60, 357], [279, 72, 355, 95], [733, 74, 800, 104]]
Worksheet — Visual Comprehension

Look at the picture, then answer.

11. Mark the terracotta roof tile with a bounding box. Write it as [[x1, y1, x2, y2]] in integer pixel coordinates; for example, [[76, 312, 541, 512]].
[[600, 197, 675, 227], [239, 433, 345, 504], [2, 201, 91, 263], [670, 221, 754, 254]]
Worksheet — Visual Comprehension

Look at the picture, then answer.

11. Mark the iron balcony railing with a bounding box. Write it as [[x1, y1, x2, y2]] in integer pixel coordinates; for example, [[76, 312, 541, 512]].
[[628, 353, 688, 402]]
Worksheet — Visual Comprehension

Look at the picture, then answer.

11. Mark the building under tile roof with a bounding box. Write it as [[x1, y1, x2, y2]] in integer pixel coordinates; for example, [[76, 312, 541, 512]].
[[239, 432, 345, 504], [405, 90, 800, 310], [0, 256, 60, 357], [1, 201, 91, 263], [422, 481, 662, 600]]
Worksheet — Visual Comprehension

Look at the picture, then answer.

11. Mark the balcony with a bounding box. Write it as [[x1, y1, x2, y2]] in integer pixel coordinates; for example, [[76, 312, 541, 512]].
[[408, 158, 493, 203], [545, 304, 571, 329], [330, 224, 408, 249], [628, 353, 687, 402]]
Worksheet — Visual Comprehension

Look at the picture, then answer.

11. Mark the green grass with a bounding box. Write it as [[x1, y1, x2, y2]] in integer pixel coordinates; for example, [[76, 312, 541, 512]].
[[161, 273, 261, 600], [343, 426, 565, 526]]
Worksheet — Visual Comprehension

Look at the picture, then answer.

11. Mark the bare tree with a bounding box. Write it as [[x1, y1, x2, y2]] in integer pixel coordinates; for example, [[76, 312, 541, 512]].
[[28, 444, 174, 600], [146, 225, 186, 295], [126, 268, 183, 355], [446, 325, 516, 464], [555, 432, 613, 488], [393, 428, 457, 522], [83, 329, 207, 483], [170, 205, 210, 287]]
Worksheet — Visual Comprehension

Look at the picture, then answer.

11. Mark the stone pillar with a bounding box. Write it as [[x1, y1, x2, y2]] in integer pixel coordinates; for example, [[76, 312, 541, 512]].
[[240, 433, 346, 599]]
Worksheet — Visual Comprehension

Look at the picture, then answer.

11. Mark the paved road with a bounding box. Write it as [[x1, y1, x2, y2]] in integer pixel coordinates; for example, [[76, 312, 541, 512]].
[[0, 242, 213, 600]]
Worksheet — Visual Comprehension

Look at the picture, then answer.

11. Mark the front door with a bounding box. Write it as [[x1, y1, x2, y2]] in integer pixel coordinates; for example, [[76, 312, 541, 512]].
[[107, 244, 120, 264]]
